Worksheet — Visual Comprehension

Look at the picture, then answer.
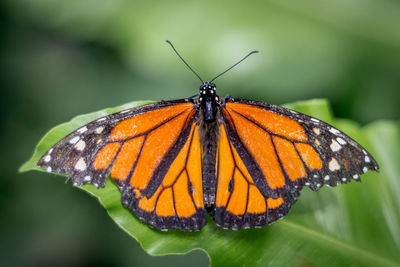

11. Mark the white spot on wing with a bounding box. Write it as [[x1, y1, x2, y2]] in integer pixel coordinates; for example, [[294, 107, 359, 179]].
[[74, 140, 86, 151], [84, 176, 91, 182], [336, 137, 347, 145], [97, 117, 106, 122], [329, 128, 340, 135], [353, 174, 359, 179], [364, 156, 370, 163], [363, 167, 368, 173], [44, 155, 51, 162], [330, 140, 342, 152], [95, 126, 104, 134], [341, 177, 347, 182], [75, 158, 87, 171], [69, 136, 80, 144], [328, 158, 341, 171], [120, 110, 130, 114], [77, 126, 88, 134], [324, 175, 330, 181], [46, 166, 52, 172], [311, 118, 319, 123], [313, 128, 321, 135]]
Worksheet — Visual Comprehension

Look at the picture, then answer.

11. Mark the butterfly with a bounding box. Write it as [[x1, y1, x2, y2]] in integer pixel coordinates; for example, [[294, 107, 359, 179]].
[[38, 41, 379, 231]]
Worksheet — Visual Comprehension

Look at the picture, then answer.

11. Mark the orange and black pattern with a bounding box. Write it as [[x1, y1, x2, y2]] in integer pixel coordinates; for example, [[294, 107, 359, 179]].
[[38, 86, 379, 231], [212, 98, 378, 229]]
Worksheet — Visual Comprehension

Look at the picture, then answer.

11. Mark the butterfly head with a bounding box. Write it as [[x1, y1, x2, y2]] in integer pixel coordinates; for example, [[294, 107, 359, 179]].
[[200, 82, 217, 96]]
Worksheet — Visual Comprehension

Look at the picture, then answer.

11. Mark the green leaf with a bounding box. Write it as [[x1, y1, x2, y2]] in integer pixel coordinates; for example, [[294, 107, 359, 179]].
[[20, 99, 400, 267]]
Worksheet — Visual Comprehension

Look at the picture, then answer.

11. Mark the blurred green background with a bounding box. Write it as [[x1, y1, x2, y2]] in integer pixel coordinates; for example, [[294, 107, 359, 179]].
[[1, 0, 399, 266]]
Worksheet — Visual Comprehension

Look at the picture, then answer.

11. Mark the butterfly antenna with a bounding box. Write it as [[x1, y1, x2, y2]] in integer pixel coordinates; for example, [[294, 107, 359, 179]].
[[210, 50, 259, 83], [166, 40, 204, 84]]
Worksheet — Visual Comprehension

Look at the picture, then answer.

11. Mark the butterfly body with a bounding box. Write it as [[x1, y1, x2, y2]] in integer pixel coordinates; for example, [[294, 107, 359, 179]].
[[38, 82, 379, 231], [198, 82, 221, 207]]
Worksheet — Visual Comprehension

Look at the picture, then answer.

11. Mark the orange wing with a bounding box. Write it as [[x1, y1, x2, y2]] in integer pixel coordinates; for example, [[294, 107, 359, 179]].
[[222, 99, 378, 193], [213, 124, 297, 229], [38, 100, 207, 231], [121, 123, 206, 230], [213, 99, 378, 228]]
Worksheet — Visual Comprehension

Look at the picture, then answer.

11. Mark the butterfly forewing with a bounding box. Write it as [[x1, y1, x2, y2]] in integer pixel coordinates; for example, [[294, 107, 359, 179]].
[[222, 99, 379, 193]]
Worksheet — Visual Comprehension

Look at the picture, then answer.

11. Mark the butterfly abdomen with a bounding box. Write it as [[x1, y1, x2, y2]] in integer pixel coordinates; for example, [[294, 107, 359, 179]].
[[199, 110, 221, 207]]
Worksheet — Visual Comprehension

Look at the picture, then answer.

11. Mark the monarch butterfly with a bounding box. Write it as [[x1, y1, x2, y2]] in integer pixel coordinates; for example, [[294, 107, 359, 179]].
[[38, 41, 379, 231]]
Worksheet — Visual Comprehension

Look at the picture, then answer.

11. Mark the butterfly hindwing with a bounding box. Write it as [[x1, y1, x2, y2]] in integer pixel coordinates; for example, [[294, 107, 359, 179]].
[[121, 121, 207, 231], [213, 123, 298, 229], [38, 99, 207, 231], [222, 99, 379, 193]]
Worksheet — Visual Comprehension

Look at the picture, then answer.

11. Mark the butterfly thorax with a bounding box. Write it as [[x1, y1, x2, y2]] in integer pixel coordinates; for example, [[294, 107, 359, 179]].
[[199, 82, 220, 122]]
